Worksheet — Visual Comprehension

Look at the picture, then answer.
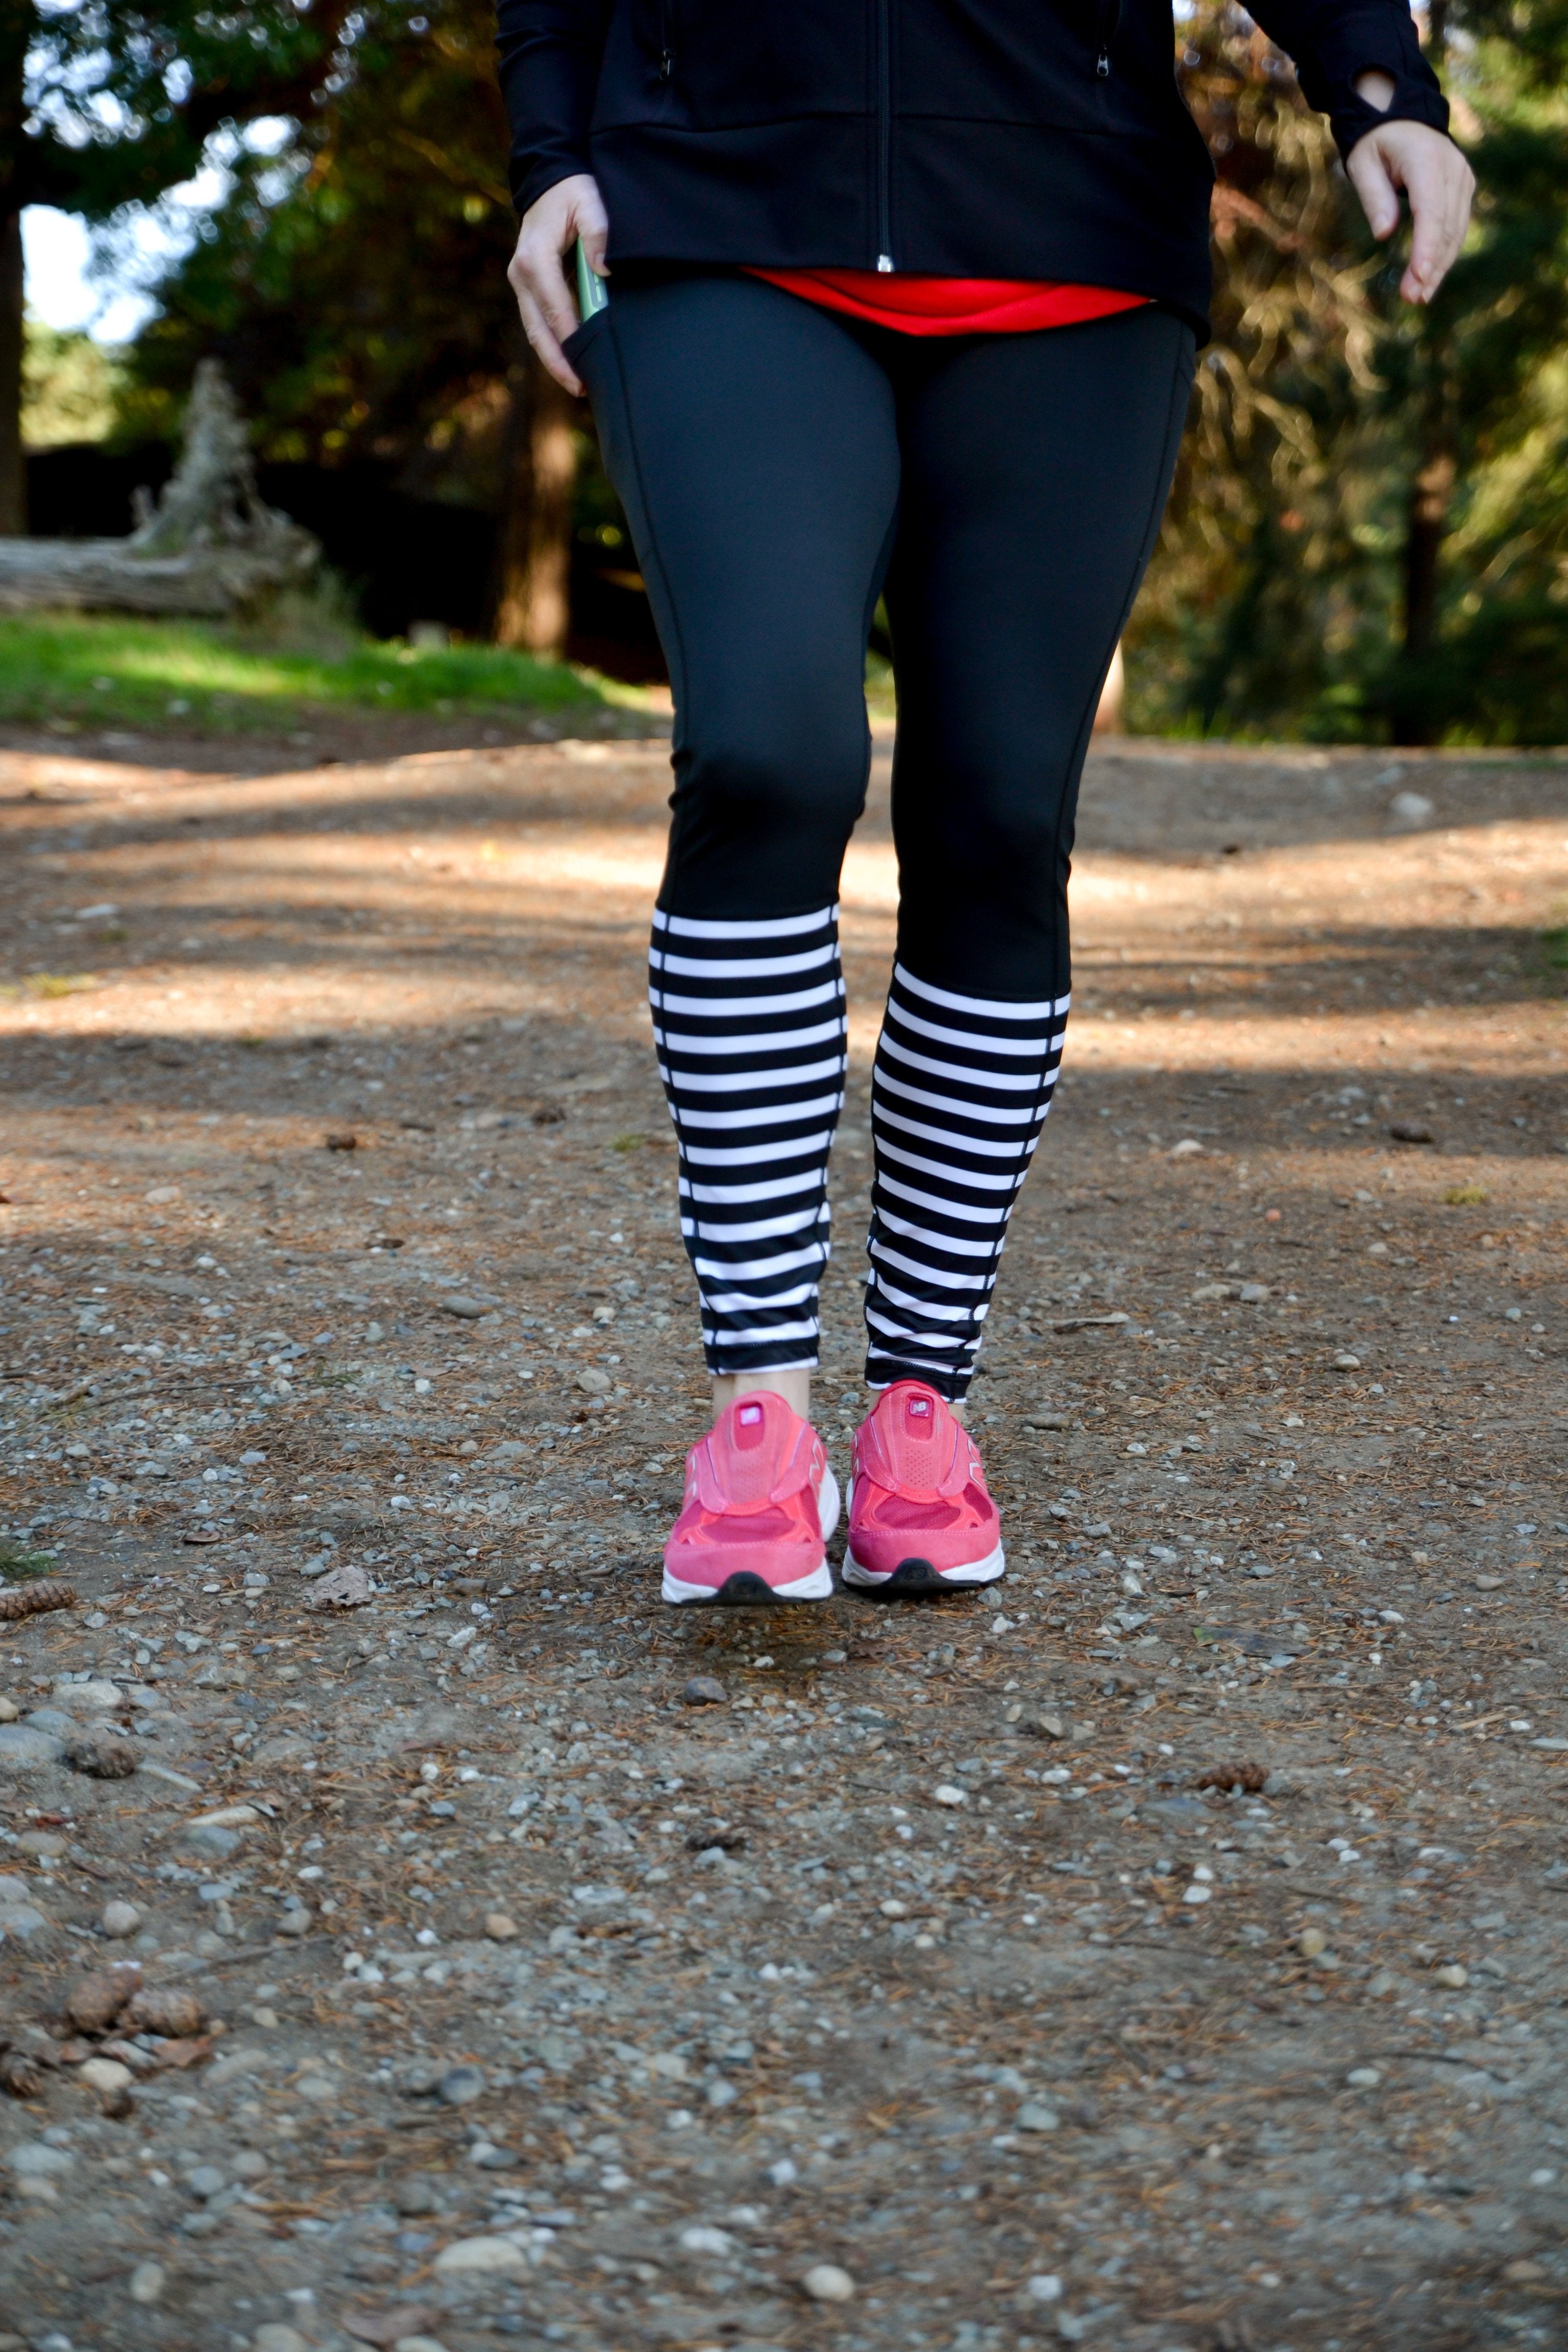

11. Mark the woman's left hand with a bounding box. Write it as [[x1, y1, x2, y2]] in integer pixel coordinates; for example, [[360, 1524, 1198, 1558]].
[[1346, 71, 1475, 305]]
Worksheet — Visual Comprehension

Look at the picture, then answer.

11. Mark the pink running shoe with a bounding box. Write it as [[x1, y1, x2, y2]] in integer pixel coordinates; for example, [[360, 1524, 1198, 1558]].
[[843, 1380, 1004, 1592], [662, 1392, 840, 1606]]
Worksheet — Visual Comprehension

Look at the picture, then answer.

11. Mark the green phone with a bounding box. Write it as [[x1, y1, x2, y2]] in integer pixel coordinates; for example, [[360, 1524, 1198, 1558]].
[[575, 237, 609, 323]]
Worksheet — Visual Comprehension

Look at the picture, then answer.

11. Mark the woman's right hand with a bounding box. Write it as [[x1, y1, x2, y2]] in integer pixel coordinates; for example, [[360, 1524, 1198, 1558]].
[[507, 173, 609, 395]]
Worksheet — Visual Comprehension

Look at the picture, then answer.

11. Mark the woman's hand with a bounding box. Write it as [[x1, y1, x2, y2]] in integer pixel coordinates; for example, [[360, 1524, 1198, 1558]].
[[1346, 70, 1475, 305], [508, 173, 609, 394]]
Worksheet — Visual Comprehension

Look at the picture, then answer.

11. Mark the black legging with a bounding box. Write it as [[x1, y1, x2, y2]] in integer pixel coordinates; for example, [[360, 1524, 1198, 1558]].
[[569, 275, 1194, 1395]]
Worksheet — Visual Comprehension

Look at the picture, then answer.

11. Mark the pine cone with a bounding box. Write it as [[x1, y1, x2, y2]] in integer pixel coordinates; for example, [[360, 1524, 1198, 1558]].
[[0, 1578, 78, 1620]]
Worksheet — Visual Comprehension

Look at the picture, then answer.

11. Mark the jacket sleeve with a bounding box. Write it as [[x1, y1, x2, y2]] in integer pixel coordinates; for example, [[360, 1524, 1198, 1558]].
[[1245, 1, 1451, 159], [495, 0, 612, 217]]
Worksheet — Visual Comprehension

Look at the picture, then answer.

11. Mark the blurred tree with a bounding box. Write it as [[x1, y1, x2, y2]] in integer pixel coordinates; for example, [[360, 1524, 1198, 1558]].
[[1132, 1, 1568, 745], [1, 0, 357, 532], [22, 319, 126, 447], [118, 0, 574, 652]]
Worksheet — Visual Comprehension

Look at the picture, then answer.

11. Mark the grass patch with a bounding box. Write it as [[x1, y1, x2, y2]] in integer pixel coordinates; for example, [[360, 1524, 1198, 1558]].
[[0, 972, 99, 1001], [1443, 1183, 1489, 1206], [0, 1540, 56, 1583], [1541, 926, 1568, 971], [0, 604, 657, 736]]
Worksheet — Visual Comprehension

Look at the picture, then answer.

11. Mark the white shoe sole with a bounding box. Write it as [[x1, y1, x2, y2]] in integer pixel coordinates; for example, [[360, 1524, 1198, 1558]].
[[841, 1535, 1006, 1590], [662, 1467, 840, 1606]]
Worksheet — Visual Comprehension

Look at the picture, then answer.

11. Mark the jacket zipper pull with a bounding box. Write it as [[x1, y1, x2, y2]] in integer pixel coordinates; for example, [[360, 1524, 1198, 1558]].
[[1096, 47, 1110, 78], [659, 47, 673, 80]]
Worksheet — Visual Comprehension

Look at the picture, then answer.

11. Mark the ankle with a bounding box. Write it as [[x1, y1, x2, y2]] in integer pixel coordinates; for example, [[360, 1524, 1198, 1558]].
[[711, 1368, 813, 1424]]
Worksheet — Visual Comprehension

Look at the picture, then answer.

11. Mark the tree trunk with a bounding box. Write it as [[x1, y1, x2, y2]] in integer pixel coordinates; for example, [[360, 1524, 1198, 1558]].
[[1391, 445, 1454, 746], [493, 353, 577, 656], [0, 209, 23, 538]]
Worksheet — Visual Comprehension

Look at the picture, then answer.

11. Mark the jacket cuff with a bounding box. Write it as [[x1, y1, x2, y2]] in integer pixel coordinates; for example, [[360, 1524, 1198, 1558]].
[[1327, 77, 1451, 161], [510, 154, 594, 218]]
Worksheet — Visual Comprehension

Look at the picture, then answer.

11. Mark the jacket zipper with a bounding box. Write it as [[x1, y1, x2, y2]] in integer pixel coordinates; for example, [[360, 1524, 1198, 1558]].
[[658, 0, 673, 82], [875, 0, 893, 270], [1095, 0, 1122, 78]]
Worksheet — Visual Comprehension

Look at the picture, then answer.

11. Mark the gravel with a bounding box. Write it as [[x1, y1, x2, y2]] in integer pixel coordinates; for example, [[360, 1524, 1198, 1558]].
[[0, 731, 1565, 2347]]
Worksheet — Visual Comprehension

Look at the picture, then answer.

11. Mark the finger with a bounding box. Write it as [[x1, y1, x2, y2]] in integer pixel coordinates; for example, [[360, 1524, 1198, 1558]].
[[1405, 157, 1466, 297], [578, 194, 610, 280], [510, 279, 584, 397], [520, 238, 581, 348], [1348, 141, 1401, 240]]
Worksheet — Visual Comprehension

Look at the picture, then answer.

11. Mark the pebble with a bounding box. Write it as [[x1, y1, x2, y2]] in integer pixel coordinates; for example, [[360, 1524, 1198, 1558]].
[[8, 2141, 74, 2181], [394, 2175, 443, 2215], [1182, 1882, 1212, 1906], [1027, 2274, 1063, 2305], [253, 2330, 311, 2352], [439, 2064, 487, 2106], [1016, 2102, 1060, 2134], [680, 2224, 733, 2256], [431, 2235, 530, 2276], [1298, 1927, 1329, 1959], [186, 2164, 228, 2199], [53, 1678, 126, 1712], [483, 1913, 519, 1940], [0, 1723, 65, 1769], [1434, 1963, 1469, 1989], [1474, 1575, 1503, 1592], [276, 1904, 313, 1935], [393, 2339, 449, 2352], [0, 1696, 16, 1720], [801, 2263, 856, 2304], [933, 1784, 967, 1807], [575, 1368, 612, 1395], [683, 1675, 728, 1706], [101, 1901, 142, 1939], [128, 2262, 165, 2305], [81, 2057, 134, 2095], [1346, 2068, 1382, 2090]]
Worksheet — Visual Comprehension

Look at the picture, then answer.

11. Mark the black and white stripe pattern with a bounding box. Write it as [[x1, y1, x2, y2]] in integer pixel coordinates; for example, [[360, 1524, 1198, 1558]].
[[649, 904, 847, 1380], [865, 962, 1068, 1400]]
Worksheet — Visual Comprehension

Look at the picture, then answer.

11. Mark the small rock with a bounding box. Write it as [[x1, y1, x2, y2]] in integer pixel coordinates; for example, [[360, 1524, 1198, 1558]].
[[1388, 1121, 1435, 1145], [0, 1695, 16, 1720], [1389, 790, 1434, 827], [101, 1900, 141, 1939], [54, 1677, 127, 1713], [680, 2224, 733, 2256], [253, 2330, 311, 2352], [1433, 1963, 1469, 1989], [933, 1784, 967, 1807], [393, 2339, 449, 2352], [128, 2261, 165, 2305], [185, 2163, 228, 2200], [801, 2262, 856, 2304], [1332, 1352, 1362, 1371], [81, 2057, 134, 2095], [439, 1296, 491, 1319], [1018, 1711, 1065, 1741], [6, 2141, 74, 2176], [437, 2063, 486, 2106], [431, 2235, 529, 2276], [682, 1675, 728, 1706], [324, 1131, 359, 1152], [393, 2174, 442, 2216], [1346, 2067, 1382, 2090], [1027, 2274, 1063, 2305], [1473, 1575, 1503, 1592], [483, 1912, 519, 1941], [1167, 1138, 1204, 1159], [306, 1560, 374, 1609], [1183, 1882, 1212, 1906], [879, 1898, 908, 1918], [575, 1367, 612, 1394], [1016, 2102, 1060, 2134], [1238, 1282, 1270, 1304], [0, 1723, 66, 1769], [275, 1905, 313, 1936], [1298, 1927, 1329, 1960]]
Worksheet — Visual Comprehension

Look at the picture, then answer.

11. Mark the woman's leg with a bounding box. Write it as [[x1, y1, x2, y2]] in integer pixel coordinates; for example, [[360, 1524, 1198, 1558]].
[[866, 305, 1196, 1398], [571, 276, 901, 1418]]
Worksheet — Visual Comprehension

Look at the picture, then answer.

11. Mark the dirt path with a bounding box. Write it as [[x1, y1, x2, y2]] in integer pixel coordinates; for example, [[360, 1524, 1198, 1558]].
[[1, 728, 1565, 2352]]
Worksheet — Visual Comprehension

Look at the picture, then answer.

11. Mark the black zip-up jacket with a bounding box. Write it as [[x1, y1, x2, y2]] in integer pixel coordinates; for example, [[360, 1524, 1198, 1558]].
[[495, 1, 1449, 334]]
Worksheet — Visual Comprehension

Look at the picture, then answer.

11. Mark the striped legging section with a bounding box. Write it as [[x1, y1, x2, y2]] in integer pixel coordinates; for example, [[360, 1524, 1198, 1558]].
[[649, 904, 847, 1380], [865, 962, 1068, 1400]]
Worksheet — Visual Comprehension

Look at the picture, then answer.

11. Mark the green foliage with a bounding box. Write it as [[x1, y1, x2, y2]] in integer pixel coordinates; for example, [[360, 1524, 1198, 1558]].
[[0, 609, 618, 733], [1127, 1, 1568, 744], [0, 1540, 55, 1583], [21, 321, 128, 449]]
